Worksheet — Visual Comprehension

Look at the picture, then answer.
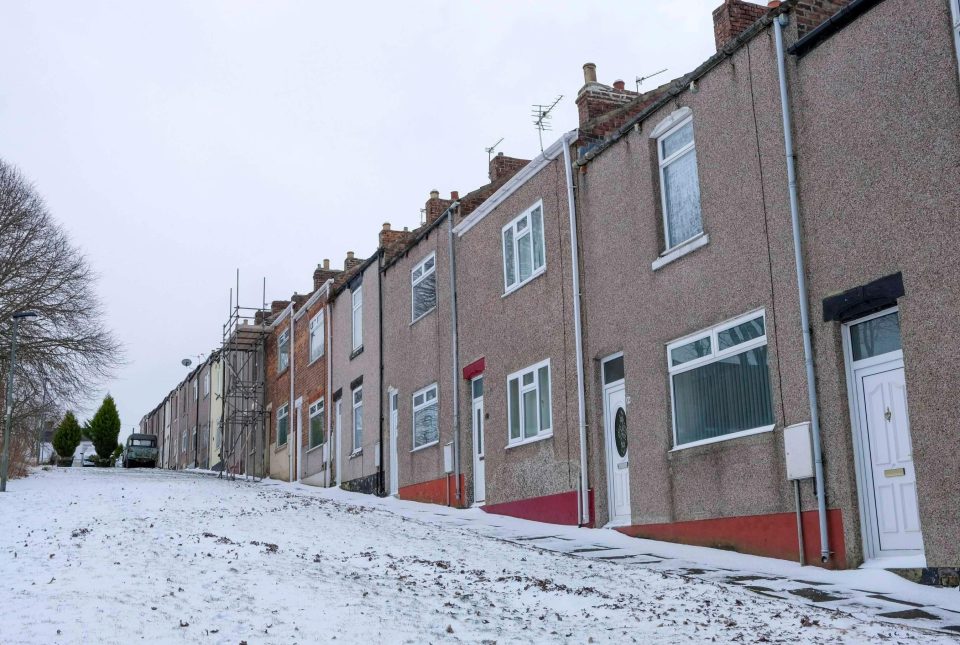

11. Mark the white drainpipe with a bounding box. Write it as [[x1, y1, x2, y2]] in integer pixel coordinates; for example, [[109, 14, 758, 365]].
[[774, 13, 830, 563], [325, 299, 333, 488], [288, 305, 297, 483], [562, 130, 590, 526]]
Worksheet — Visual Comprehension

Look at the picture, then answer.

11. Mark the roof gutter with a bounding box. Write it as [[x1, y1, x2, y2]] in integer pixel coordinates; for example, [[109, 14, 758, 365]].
[[774, 12, 831, 564]]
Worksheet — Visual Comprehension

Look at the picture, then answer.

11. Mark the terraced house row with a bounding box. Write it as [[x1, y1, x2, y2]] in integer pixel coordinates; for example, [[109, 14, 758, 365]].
[[141, 0, 960, 574]]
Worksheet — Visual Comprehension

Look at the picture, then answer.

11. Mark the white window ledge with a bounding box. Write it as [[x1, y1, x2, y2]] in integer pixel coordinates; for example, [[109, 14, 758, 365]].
[[501, 267, 546, 299], [670, 424, 775, 452], [411, 440, 439, 453], [348, 448, 363, 459], [306, 443, 325, 455], [652, 233, 709, 271], [505, 431, 553, 450], [410, 306, 437, 326]]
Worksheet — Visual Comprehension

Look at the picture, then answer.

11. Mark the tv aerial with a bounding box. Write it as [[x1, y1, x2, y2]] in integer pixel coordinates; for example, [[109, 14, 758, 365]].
[[485, 137, 504, 164], [531, 95, 562, 152], [635, 68, 667, 92]]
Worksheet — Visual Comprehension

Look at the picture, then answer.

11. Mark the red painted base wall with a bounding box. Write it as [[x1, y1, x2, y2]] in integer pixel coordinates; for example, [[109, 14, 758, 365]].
[[399, 474, 467, 508], [482, 489, 595, 527], [617, 509, 847, 568]]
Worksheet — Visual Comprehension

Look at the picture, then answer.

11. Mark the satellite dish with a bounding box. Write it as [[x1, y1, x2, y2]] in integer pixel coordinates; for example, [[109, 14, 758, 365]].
[[181, 358, 192, 367]]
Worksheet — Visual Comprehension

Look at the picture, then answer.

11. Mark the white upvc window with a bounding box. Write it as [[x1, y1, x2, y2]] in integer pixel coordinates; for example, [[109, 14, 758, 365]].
[[502, 200, 546, 293], [351, 286, 363, 352], [667, 310, 774, 450], [308, 398, 325, 449], [277, 404, 289, 447], [507, 359, 552, 446], [351, 386, 363, 451], [277, 328, 290, 372], [655, 111, 703, 250], [412, 383, 439, 449], [309, 310, 325, 363], [952, 0, 960, 77], [203, 370, 210, 398], [411, 253, 437, 323]]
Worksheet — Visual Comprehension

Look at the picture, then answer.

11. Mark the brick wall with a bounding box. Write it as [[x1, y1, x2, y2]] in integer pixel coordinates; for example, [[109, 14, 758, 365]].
[[489, 153, 529, 183], [712, 0, 767, 50], [794, 0, 853, 36]]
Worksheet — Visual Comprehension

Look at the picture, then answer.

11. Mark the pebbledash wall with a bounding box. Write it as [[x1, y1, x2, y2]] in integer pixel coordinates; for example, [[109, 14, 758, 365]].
[[575, 0, 960, 569], [453, 144, 587, 525], [330, 253, 383, 494], [789, 0, 960, 568]]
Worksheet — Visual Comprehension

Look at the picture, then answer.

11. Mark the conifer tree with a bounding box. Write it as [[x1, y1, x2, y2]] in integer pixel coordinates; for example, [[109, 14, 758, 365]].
[[52, 411, 82, 463], [88, 395, 121, 462]]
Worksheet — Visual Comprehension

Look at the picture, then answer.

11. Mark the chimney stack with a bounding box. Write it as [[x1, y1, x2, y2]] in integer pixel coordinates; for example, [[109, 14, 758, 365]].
[[576, 62, 640, 131], [379, 221, 413, 250], [489, 152, 531, 183], [344, 251, 363, 272], [313, 259, 340, 290], [424, 190, 454, 226], [451, 191, 459, 201], [712, 0, 766, 51]]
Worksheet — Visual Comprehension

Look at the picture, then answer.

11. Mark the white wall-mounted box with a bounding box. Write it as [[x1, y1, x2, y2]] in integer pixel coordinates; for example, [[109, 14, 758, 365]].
[[443, 442, 454, 474], [784, 422, 814, 481]]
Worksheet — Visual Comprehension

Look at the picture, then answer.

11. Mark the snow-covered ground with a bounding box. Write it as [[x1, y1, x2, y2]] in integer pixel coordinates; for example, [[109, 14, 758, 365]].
[[0, 468, 955, 644]]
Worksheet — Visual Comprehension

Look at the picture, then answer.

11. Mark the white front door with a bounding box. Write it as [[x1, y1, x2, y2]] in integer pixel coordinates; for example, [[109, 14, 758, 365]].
[[389, 390, 399, 496], [858, 364, 922, 552], [601, 354, 630, 527], [471, 376, 485, 505], [604, 384, 630, 525], [845, 308, 923, 559]]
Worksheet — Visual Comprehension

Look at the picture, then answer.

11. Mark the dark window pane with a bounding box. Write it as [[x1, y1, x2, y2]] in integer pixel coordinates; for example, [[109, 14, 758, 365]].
[[718, 317, 765, 351], [671, 337, 711, 366], [472, 377, 483, 399], [672, 346, 774, 446], [850, 313, 901, 361], [603, 356, 624, 384]]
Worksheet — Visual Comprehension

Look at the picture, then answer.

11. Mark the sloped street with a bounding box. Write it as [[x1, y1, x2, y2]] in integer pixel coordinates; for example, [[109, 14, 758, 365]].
[[1, 468, 957, 644]]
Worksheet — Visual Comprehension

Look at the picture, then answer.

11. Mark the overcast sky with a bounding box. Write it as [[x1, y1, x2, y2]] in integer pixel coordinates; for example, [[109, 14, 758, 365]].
[[0, 1, 720, 438]]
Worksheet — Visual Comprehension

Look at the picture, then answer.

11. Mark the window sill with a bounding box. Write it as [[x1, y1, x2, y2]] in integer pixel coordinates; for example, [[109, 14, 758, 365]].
[[275, 442, 288, 453], [276, 366, 289, 376], [411, 440, 439, 453], [669, 424, 775, 453], [348, 448, 363, 459], [411, 307, 437, 326], [307, 354, 324, 367], [651, 233, 709, 271], [501, 267, 546, 299], [506, 431, 553, 450], [306, 443, 326, 455], [350, 346, 364, 360]]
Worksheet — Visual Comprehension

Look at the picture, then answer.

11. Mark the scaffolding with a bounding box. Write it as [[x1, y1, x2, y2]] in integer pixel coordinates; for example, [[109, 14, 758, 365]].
[[218, 273, 269, 481]]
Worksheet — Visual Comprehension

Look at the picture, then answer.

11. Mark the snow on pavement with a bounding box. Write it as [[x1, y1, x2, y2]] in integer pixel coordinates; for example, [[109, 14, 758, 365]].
[[0, 468, 954, 644]]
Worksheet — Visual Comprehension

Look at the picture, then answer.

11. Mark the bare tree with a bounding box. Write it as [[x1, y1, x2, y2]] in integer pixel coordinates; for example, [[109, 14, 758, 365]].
[[0, 158, 122, 465]]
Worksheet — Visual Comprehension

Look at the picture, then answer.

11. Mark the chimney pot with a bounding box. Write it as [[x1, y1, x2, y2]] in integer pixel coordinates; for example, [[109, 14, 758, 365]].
[[382, 222, 391, 231], [583, 62, 597, 84], [613, 79, 625, 91], [403, 226, 409, 232], [429, 190, 439, 199], [323, 258, 330, 270], [347, 251, 354, 260], [451, 191, 459, 200]]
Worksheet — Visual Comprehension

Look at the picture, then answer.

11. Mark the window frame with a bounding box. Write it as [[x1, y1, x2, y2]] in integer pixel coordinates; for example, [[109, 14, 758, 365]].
[[411, 382, 439, 451], [308, 398, 325, 450], [277, 403, 289, 448], [351, 386, 363, 452], [506, 358, 553, 448], [656, 114, 703, 252], [666, 309, 774, 450], [351, 287, 363, 352], [411, 252, 438, 324], [202, 370, 210, 398], [192, 380, 198, 401], [309, 310, 325, 364], [952, 0, 960, 78], [277, 328, 290, 373], [501, 199, 546, 295]]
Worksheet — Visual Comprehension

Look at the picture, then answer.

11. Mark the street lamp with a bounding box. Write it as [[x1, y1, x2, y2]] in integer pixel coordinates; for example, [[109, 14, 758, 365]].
[[1, 310, 39, 492]]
